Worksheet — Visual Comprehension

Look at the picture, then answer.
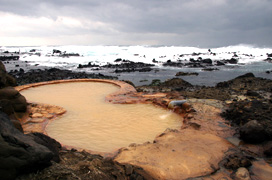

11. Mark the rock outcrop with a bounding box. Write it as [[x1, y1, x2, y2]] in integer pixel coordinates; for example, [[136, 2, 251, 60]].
[[8, 68, 117, 85], [0, 61, 17, 88], [0, 61, 27, 131], [0, 111, 58, 180], [115, 129, 232, 180], [0, 62, 61, 179], [0, 86, 27, 114]]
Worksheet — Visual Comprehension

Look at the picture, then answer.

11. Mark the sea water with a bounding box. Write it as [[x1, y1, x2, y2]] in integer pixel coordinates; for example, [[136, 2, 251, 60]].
[[2, 44, 272, 86]]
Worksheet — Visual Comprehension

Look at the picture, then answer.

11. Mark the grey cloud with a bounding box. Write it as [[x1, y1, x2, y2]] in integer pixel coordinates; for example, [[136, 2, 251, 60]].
[[0, 0, 272, 47]]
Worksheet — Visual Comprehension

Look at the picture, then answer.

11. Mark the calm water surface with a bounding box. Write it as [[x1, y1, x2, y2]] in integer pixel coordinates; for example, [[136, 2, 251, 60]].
[[21, 82, 182, 152]]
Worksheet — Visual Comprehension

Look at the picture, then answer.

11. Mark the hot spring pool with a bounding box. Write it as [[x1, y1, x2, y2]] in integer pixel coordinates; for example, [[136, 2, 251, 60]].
[[20, 81, 182, 152]]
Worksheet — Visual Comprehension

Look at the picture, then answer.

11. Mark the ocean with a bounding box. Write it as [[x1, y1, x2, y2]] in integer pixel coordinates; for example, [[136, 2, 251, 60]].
[[1, 44, 272, 86]]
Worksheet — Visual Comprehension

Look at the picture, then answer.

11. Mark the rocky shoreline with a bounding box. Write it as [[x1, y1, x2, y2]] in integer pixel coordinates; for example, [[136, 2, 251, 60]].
[[1, 60, 272, 179]]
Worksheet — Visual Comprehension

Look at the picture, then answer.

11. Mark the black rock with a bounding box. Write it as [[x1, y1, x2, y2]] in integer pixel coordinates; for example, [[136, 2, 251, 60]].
[[202, 58, 212, 64], [0, 87, 27, 113], [240, 120, 267, 143], [0, 111, 56, 179], [235, 72, 255, 79], [264, 141, 272, 156], [202, 68, 219, 71], [114, 58, 122, 62], [224, 152, 252, 170], [8, 68, 117, 85], [216, 61, 225, 66], [225, 58, 238, 64], [175, 72, 199, 76], [27, 132, 61, 162], [246, 90, 260, 97], [265, 58, 272, 62]]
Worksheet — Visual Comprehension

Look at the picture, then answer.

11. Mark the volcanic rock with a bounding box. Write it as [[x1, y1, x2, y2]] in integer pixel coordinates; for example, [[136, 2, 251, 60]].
[[234, 167, 251, 180], [0, 111, 56, 179], [115, 129, 232, 180], [202, 67, 219, 71], [0, 86, 27, 113], [17, 149, 145, 180], [224, 152, 252, 170], [0, 61, 17, 88], [27, 132, 62, 162], [163, 78, 193, 88], [175, 72, 199, 76], [240, 120, 267, 143], [202, 58, 213, 64], [8, 68, 117, 85], [225, 58, 238, 64]]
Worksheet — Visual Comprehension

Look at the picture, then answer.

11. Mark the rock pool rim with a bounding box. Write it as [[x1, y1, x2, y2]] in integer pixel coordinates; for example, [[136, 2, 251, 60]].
[[15, 79, 137, 101], [15, 79, 183, 157]]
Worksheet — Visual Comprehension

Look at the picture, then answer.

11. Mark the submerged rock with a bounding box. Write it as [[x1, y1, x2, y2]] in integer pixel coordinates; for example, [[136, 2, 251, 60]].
[[175, 71, 199, 76]]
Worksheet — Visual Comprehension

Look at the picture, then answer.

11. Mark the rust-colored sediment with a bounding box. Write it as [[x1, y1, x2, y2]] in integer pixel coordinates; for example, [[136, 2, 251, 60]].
[[16, 79, 236, 179], [16, 79, 186, 154], [16, 79, 137, 134]]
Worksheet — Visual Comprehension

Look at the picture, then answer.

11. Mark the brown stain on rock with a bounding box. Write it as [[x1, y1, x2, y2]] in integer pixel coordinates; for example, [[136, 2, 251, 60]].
[[15, 79, 235, 179], [115, 129, 233, 180]]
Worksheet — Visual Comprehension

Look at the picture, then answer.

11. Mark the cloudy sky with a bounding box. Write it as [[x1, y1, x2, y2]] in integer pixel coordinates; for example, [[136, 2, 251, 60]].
[[0, 0, 271, 47]]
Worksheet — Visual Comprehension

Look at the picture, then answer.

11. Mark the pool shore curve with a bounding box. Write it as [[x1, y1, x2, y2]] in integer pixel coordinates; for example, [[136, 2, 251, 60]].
[[16, 79, 183, 156], [15, 79, 137, 103]]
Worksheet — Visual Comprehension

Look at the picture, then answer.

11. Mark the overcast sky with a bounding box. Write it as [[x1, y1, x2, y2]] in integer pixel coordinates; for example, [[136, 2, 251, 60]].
[[0, 0, 272, 47]]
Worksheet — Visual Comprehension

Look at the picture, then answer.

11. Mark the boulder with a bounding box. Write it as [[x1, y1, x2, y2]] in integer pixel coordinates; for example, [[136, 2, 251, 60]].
[[240, 120, 267, 143], [11, 118, 24, 132], [163, 78, 193, 88], [0, 61, 16, 88], [0, 99, 14, 115], [0, 61, 7, 88], [202, 58, 212, 64], [0, 111, 56, 179], [234, 167, 251, 180], [27, 132, 61, 162], [224, 152, 252, 170], [0, 86, 27, 113], [175, 72, 199, 76], [216, 61, 225, 66], [226, 58, 238, 64], [263, 141, 272, 156]]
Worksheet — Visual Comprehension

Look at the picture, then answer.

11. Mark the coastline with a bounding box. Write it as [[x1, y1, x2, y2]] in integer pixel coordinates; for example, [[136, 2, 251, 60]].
[[1, 58, 272, 179]]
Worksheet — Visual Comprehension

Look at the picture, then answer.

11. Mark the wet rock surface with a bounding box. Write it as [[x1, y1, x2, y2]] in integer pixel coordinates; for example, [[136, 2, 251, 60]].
[[161, 57, 238, 69], [78, 60, 155, 73], [175, 71, 199, 76]]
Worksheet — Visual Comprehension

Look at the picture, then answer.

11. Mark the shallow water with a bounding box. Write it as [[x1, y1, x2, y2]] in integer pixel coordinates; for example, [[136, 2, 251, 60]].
[[21, 82, 182, 152]]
